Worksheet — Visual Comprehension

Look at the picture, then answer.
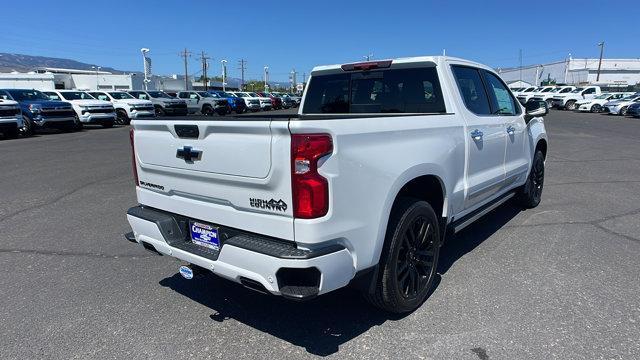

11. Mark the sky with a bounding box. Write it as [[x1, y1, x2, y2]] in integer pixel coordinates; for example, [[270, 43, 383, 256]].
[[2, 0, 639, 82]]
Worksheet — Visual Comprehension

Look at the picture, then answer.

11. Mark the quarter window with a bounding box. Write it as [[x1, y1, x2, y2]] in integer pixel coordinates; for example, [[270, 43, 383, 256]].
[[451, 66, 491, 115]]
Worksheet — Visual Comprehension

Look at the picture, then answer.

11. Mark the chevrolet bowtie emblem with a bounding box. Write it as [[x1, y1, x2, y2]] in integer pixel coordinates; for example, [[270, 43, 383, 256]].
[[176, 146, 202, 163]]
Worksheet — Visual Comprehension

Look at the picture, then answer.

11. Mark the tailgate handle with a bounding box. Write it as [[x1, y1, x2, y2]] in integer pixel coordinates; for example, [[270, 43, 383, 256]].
[[174, 125, 199, 139]]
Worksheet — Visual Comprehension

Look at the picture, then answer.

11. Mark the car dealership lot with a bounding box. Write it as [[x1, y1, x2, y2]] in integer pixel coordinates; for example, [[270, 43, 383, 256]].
[[1, 110, 639, 359]]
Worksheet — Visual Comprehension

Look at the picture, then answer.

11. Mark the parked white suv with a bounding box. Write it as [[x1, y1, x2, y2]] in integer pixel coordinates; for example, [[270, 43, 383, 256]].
[[230, 92, 261, 111], [44, 90, 116, 128], [88, 91, 155, 124], [517, 86, 555, 104], [247, 92, 272, 110], [125, 56, 548, 313], [529, 86, 576, 108], [575, 93, 632, 113], [177, 91, 229, 116], [0, 98, 23, 138]]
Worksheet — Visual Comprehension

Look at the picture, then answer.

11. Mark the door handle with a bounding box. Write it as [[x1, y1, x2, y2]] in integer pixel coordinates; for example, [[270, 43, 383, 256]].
[[470, 129, 483, 141], [506, 126, 516, 135]]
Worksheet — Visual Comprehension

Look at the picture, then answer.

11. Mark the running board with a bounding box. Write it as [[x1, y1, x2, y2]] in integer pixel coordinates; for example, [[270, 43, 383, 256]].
[[452, 192, 516, 233]]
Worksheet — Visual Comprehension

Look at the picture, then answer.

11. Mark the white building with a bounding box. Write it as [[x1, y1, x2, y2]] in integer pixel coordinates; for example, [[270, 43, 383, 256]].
[[0, 72, 55, 90], [497, 58, 640, 87]]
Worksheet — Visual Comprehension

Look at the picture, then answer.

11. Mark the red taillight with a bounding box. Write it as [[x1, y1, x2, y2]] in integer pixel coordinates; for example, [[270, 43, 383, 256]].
[[291, 134, 333, 219], [129, 128, 139, 186]]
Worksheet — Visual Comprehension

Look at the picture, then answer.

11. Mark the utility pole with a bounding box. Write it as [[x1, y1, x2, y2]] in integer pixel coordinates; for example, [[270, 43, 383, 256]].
[[264, 66, 269, 92], [179, 48, 192, 90], [200, 51, 210, 91], [596, 42, 605, 82], [238, 59, 247, 90], [302, 72, 306, 84]]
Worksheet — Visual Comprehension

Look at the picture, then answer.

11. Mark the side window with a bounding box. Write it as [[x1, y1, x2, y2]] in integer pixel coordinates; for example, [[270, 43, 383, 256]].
[[189, 92, 199, 99], [583, 88, 596, 95], [178, 92, 189, 99], [451, 66, 491, 115], [94, 93, 110, 101], [483, 71, 519, 116], [46, 92, 61, 100]]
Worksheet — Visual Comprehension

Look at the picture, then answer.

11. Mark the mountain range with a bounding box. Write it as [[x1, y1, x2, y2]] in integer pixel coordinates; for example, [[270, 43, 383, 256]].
[[0, 53, 129, 74]]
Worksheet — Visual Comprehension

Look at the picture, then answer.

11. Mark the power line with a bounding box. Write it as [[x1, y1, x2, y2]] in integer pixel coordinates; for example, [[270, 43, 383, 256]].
[[179, 48, 192, 90], [238, 59, 247, 90]]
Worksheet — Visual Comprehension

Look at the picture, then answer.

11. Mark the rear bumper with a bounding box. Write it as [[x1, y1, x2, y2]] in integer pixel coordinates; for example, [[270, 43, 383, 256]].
[[126, 205, 355, 299]]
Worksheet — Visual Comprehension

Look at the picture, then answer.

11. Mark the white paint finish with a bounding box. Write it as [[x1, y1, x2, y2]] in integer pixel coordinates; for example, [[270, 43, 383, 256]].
[[127, 215, 355, 295], [128, 55, 548, 289]]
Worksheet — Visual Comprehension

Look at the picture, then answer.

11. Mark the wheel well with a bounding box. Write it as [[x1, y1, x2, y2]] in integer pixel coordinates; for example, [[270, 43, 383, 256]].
[[395, 175, 445, 219], [535, 139, 548, 159]]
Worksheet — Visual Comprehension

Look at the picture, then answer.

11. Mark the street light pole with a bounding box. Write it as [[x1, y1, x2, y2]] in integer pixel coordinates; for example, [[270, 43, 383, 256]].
[[264, 66, 269, 92], [221, 59, 227, 91], [91, 66, 101, 90], [141, 48, 151, 90], [596, 42, 605, 82]]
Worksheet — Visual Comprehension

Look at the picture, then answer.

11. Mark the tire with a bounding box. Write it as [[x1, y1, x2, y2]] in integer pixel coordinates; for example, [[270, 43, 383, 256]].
[[202, 105, 214, 116], [620, 106, 628, 116], [518, 150, 545, 208], [115, 109, 130, 125], [590, 104, 602, 113], [73, 114, 83, 131], [4, 126, 19, 139], [235, 108, 245, 114], [364, 198, 441, 313], [154, 105, 165, 116], [21, 115, 34, 137], [545, 100, 554, 110], [216, 108, 227, 116], [565, 100, 576, 111], [102, 120, 114, 128]]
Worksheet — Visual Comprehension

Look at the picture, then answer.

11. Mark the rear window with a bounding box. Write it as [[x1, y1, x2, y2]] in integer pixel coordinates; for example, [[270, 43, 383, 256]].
[[303, 67, 446, 114]]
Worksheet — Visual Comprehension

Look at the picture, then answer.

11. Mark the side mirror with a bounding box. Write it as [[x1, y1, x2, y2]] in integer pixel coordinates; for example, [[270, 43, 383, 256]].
[[524, 100, 548, 123]]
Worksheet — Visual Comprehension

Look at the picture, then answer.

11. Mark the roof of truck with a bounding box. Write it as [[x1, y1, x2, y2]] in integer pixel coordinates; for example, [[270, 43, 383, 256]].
[[311, 56, 492, 74]]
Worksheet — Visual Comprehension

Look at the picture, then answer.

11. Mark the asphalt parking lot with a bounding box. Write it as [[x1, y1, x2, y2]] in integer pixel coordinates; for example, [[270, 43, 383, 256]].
[[1, 109, 639, 359]]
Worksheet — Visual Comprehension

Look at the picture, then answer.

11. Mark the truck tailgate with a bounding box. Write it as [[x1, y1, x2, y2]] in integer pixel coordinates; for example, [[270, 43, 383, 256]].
[[131, 118, 295, 240]]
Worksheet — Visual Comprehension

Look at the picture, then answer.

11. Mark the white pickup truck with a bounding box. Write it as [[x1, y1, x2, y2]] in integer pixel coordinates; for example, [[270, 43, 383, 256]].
[[44, 90, 116, 128], [550, 86, 601, 110], [125, 56, 548, 313]]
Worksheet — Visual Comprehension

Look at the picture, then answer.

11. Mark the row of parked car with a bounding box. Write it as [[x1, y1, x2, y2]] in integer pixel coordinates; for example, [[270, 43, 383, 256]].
[[0, 88, 302, 139], [510, 85, 640, 116]]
